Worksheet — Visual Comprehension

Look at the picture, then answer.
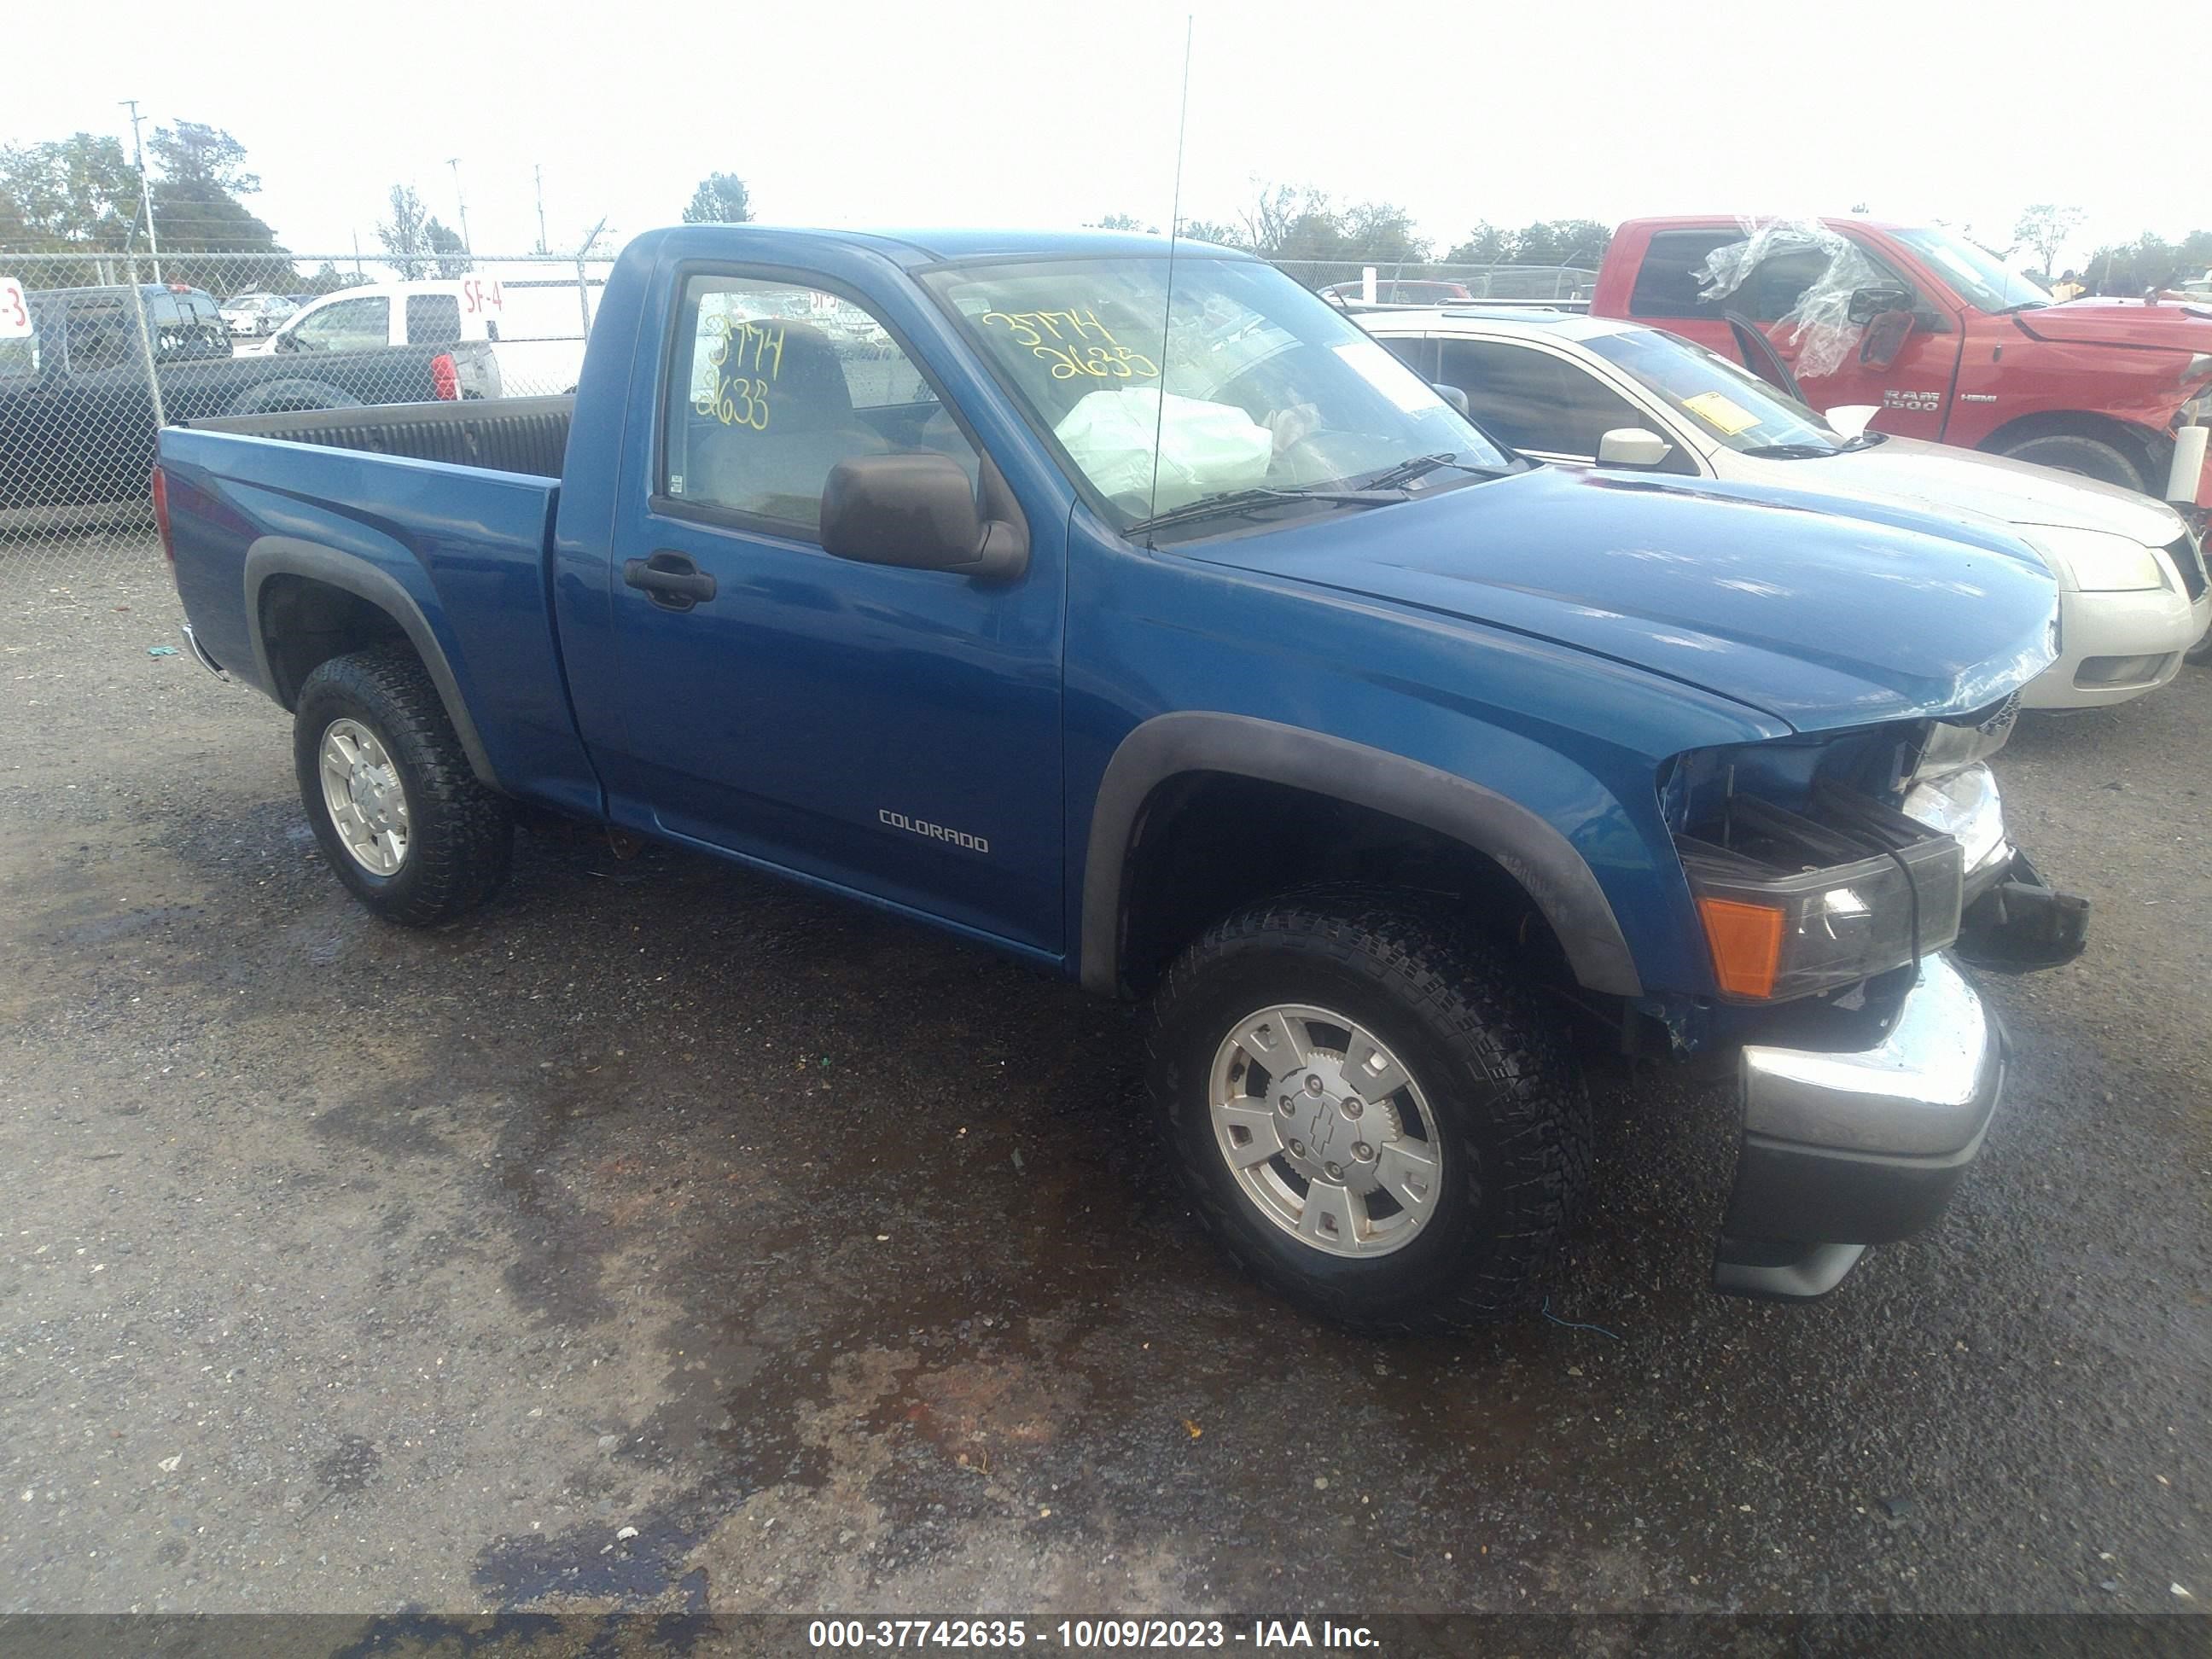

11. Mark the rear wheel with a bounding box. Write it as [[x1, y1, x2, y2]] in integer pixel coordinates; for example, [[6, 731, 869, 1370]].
[[294, 645, 513, 926], [1147, 887, 1590, 1334], [1999, 432, 2147, 492]]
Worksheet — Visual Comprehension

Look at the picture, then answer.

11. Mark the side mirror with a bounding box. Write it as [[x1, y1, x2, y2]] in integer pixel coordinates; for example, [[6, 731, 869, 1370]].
[[1431, 382, 1470, 417], [1858, 309, 1915, 370], [820, 452, 1028, 582], [1596, 428, 1674, 469], [1845, 285, 1918, 326]]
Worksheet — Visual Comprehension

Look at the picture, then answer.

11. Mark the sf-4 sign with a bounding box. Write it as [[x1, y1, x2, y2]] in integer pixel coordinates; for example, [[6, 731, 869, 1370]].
[[460, 277, 504, 316], [0, 279, 30, 340]]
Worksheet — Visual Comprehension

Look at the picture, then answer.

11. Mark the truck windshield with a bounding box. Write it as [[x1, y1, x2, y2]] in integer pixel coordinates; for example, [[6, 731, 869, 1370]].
[[921, 255, 1510, 534], [1892, 229, 2052, 313], [1583, 329, 1845, 456]]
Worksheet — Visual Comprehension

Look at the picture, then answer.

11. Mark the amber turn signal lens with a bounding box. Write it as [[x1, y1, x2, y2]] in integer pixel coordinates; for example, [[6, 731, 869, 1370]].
[[1697, 896, 1784, 1000]]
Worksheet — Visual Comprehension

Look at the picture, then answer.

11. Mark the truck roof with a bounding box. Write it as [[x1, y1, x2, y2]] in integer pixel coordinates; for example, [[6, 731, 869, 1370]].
[[1614, 214, 1914, 236], [640, 224, 1252, 265], [28, 282, 218, 300]]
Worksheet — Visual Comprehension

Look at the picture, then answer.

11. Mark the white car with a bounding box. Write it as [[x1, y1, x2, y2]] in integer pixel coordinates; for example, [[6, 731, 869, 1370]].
[[1362, 307, 2211, 709], [246, 276, 590, 399], [217, 292, 296, 337]]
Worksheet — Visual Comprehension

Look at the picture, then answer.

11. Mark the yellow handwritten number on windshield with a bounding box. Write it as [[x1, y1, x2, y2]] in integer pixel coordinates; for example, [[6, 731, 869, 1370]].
[[983, 308, 1159, 381]]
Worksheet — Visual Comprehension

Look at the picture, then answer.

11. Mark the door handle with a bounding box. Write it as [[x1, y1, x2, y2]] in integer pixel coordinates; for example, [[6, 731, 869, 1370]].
[[623, 551, 717, 610]]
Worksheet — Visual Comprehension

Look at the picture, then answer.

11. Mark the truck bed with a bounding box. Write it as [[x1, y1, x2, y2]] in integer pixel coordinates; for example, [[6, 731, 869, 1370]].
[[179, 394, 574, 480], [159, 407, 600, 815]]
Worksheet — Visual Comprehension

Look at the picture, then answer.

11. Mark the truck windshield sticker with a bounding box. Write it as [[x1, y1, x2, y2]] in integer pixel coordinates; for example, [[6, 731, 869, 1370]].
[[1330, 338, 1446, 414], [1681, 390, 1761, 436]]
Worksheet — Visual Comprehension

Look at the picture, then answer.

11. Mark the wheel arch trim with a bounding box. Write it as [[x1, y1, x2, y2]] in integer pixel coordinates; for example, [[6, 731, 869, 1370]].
[[242, 537, 502, 791], [1079, 711, 1643, 999]]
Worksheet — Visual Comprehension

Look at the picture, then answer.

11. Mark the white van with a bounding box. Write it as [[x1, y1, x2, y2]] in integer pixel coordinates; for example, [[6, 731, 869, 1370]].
[[246, 277, 591, 399]]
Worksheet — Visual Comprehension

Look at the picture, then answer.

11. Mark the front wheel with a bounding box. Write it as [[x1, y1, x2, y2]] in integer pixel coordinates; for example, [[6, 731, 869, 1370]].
[[1998, 432, 2147, 493], [294, 645, 513, 926], [1147, 888, 1591, 1334]]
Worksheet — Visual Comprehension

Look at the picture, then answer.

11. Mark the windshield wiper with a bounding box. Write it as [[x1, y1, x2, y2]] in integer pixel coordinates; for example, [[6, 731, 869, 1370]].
[[1738, 442, 1842, 459], [1129, 485, 1407, 535], [1359, 451, 1516, 490], [1994, 300, 2050, 315]]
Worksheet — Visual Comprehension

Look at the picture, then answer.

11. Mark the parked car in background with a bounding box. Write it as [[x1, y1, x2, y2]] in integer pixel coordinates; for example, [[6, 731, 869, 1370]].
[[250, 276, 589, 397], [245, 279, 502, 399], [1363, 307, 2210, 707], [1592, 217, 2212, 506], [218, 292, 298, 337], [1320, 278, 1474, 306], [0, 281, 493, 514], [158, 224, 2089, 1330]]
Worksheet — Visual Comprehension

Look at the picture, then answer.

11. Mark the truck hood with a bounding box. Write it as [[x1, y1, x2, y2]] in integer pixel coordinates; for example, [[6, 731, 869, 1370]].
[[1191, 466, 2058, 731], [1739, 434, 2186, 552], [2008, 298, 2212, 352]]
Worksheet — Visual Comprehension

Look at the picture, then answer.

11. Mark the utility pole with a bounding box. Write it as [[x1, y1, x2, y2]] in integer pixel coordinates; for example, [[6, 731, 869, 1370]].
[[352, 230, 364, 280], [446, 157, 474, 262], [120, 99, 162, 284], [533, 164, 549, 256]]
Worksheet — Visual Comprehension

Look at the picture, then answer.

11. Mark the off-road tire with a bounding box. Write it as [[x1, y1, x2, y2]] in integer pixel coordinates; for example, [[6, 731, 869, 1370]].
[[1147, 886, 1591, 1334], [1998, 433, 2147, 493], [294, 645, 513, 926]]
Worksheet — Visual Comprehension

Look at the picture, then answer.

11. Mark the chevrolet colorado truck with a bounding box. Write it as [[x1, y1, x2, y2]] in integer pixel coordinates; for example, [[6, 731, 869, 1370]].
[[156, 225, 2088, 1331], [1591, 216, 2212, 506]]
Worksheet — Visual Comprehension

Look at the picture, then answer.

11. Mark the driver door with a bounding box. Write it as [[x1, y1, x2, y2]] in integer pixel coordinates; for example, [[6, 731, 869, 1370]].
[[1716, 242, 1960, 439], [595, 271, 1068, 953]]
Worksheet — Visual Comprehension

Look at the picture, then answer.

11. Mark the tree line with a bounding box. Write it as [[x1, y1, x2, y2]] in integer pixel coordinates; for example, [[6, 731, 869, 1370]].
[[1090, 184, 1614, 276], [4, 125, 2203, 303]]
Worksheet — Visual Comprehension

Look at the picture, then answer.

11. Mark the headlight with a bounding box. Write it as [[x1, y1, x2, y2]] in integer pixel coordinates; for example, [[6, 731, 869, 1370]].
[[1677, 790, 1963, 1003], [2025, 526, 2171, 593]]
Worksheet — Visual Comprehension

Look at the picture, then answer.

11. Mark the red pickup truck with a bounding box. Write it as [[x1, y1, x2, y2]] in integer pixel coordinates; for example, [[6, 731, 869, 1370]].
[[1591, 217, 2212, 505]]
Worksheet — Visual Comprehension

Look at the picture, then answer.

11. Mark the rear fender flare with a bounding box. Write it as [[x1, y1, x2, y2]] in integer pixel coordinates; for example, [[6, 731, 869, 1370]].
[[1080, 711, 1643, 998], [242, 537, 500, 789]]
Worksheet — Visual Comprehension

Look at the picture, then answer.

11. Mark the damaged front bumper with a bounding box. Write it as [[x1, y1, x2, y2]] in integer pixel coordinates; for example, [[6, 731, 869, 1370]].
[[1712, 856, 2087, 1301]]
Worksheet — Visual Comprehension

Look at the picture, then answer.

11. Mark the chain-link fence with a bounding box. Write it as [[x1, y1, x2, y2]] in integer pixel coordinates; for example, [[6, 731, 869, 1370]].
[[0, 247, 613, 573], [1272, 259, 1598, 306]]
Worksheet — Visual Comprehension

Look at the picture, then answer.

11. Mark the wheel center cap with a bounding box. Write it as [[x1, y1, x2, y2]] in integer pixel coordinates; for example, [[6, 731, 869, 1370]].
[[1280, 1054, 1394, 1195], [349, 765, 397, 829]]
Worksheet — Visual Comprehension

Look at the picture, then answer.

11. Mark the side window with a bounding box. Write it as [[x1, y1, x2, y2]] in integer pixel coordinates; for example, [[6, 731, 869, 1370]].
[[1627, 230, 1738, 319], [65, 300, 134, 371], [405, 293, 463, 345], [1437, 339, 1655, 457], [663, 274, 977, 536], [1377, 335, 1436, 379], [294, 296, 390, 352], [1741, 247, 1830, 324]]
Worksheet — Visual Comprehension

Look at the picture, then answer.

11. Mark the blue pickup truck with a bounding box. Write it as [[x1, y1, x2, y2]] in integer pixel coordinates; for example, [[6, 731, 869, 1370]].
[[156, 225, 2088, 1330]]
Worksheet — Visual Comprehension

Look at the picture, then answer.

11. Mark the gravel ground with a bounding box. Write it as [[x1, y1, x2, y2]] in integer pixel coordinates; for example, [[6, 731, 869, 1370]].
[[0, 543, 2205, 1622]]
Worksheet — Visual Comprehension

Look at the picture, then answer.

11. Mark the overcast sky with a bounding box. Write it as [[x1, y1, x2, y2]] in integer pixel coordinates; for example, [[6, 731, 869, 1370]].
[[9, 0, 2201, 271]]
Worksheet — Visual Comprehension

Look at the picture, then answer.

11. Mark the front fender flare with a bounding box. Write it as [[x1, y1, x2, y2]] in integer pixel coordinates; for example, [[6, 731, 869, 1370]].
[[242, 537, 501, 790], [1080, 712, 1642, 998]]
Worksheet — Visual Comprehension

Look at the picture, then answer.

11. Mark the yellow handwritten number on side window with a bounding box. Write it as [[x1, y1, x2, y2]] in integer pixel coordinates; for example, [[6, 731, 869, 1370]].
[[694, 312, 786, 431]]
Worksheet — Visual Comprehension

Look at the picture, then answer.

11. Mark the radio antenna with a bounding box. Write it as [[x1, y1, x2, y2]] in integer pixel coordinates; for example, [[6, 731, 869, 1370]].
[[1145, 14, 1195, 545]]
